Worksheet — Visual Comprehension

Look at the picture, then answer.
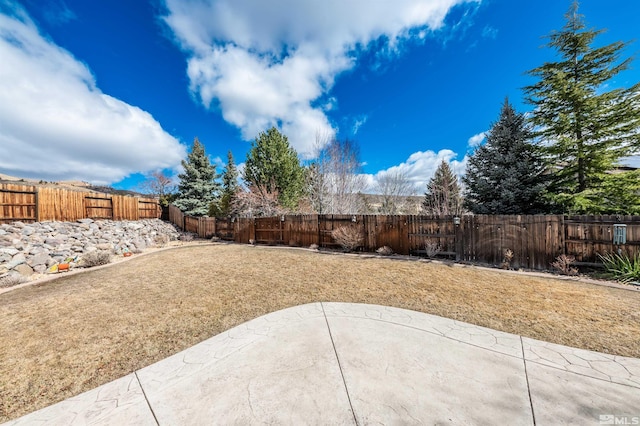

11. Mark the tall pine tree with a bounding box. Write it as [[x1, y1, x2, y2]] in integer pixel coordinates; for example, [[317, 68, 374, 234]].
[[463, 99, 549, 214], [423, 160, 463, 215], [174, 138, 220, 216], [523, 1, 640, 213], [218, 151, 239, 217], [244, 127, 305, 210]]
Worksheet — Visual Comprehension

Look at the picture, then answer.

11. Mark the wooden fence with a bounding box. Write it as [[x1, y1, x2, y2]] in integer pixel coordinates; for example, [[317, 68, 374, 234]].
[[0, 183, 161, 223], [167, 207, 640, 271]]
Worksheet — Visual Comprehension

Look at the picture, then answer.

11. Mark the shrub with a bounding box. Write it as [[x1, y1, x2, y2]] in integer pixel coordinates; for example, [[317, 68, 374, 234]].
[[501, 248, 514, 270], [79, 251, 111, 268], [598, 252, 640, 284], [179, 233, 194, 242], [0, 273, 27, 289], [424, 240, 441, 258], [551, 254, 578, 276], [154, 234, 170, 247], [332, 226, 364, 252], [309, 243, 319, 250], [376, 246, 394, 256], [210, 236, 220, 242]]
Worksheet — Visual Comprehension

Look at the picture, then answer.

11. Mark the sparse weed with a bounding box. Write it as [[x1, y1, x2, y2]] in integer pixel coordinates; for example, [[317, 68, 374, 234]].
[[424, 240, 441, 258], [551, 254, 578, 276], [376, 246, 394, 256], [0, 273, 27, 289], [79, 251, 111, 268]]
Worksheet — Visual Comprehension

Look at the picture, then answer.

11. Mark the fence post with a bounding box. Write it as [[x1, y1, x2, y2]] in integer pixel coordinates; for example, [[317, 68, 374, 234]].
[[455, 216, 463, 261], [34, 187, 39, 222]]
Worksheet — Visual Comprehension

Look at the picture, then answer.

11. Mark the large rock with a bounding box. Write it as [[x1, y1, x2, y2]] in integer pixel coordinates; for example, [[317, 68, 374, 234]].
[[0, 219, 180, 281], [14, 263, 34, 277], [27, 252, 50, 267], [8, 253, 26, 269]]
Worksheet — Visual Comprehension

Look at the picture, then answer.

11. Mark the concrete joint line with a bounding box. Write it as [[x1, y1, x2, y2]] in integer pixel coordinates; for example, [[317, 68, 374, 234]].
[[321, 302, 359, 426], [521, 336, 537, 425], [135, 371, 160, 425]]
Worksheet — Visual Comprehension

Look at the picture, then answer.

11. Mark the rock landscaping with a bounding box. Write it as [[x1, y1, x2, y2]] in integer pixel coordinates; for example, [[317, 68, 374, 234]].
[[0, 219, 181, 286]]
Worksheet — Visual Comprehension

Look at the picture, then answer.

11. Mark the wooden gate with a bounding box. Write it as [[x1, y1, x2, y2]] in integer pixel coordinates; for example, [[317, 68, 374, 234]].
[[215, 218, 235, 241], [255, 217, 284, 245], [408, 215, 456, 258]]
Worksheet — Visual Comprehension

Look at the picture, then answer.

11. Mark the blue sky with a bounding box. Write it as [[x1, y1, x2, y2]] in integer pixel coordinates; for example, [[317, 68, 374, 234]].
[[1, 0, 639, 192]]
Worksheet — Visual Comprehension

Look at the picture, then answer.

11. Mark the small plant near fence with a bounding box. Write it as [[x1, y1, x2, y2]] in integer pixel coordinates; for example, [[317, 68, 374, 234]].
[[179, 233, 195, 242], [501, 249, 514, 270], [376, 246, 394, 256], [597, 252, 640, 284], [424, 240, 441, 258], [551, 254, 578, 276], [332, 226, 364, 252]]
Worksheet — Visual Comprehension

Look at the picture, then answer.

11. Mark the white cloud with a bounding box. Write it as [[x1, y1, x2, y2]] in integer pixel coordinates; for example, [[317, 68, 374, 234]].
[[467, 131, 486, 148], [352, 115, 369, 135], [481, 25, 498, 39], [0, 3, 186, 185], [366, 149, 467, 193], [162, 0, 479, 157]]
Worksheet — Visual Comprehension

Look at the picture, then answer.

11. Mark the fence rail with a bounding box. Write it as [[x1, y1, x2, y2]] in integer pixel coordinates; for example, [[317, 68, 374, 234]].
[[0, 184, 161, 223], [167, 206, 640, 271]]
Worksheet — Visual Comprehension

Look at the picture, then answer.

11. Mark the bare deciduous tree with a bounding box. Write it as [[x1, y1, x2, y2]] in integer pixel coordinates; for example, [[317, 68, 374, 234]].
[[307, 133, 368, 214], [140, 171, 177, 206], [375, 170, 417, 214], [231, 181, 288, 217]]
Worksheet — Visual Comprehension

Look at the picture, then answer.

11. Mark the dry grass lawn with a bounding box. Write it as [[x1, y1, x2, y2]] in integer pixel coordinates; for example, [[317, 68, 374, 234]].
[[1, 243, 639, 422]]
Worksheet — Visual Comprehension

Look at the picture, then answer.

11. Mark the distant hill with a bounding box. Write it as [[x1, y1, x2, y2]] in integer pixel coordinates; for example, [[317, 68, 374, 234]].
[[0, 173, 149, 197]]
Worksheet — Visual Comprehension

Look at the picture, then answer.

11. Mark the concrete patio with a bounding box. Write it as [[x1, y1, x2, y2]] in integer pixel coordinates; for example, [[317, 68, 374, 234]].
[[4, 302, 640, 425]]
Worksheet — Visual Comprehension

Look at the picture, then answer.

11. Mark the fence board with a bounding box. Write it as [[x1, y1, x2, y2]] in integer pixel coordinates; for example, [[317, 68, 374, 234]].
[[284, 215, 318, 247], [197, 217, 216, 238], [138, 199, 161, 219], [0, 184, 37, 222], [255, 217, 284, 244]]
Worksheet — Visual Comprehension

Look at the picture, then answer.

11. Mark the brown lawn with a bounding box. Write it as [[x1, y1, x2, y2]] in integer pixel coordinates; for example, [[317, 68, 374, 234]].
[[1, 243, 639, 422]]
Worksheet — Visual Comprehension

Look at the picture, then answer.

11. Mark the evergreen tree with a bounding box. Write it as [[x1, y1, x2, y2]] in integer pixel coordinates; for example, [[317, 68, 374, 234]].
[[423, 160, 463, 215], [244, 127, 305, 210], [174, 138, 220, 216], [523, 1, 640, 213], [216, 151, 239, 217], [463, 99, 549, 214]]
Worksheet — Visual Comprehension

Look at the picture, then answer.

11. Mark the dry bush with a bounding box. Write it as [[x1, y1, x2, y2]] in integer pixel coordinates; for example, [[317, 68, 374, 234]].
[[376, 246, 394, 256], [79, 251, 111, 268], [501, 248, 514, 270], [551, 254, 578, 276], [309, 243, 319, 250], [424, 240, 441, 258], [179, 233, 194, 242], [154, 234, 170, 247], [0, 273, 27, 289], [331, 226, 364, 252]]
